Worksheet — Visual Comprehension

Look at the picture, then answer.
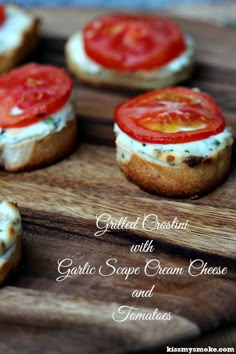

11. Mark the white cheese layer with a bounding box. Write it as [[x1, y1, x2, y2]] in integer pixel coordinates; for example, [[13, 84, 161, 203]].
[[0, 5, 34, 53], [114, 123, 233, 166], [0, 97, 74, 147], [66, 31, 194, 78]]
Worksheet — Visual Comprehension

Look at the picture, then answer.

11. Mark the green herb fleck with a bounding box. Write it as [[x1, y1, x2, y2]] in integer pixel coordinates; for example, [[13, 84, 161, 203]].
[[44, 117, 54, 125], [214, 140, 220, 146], [185, 149, 190, 153]]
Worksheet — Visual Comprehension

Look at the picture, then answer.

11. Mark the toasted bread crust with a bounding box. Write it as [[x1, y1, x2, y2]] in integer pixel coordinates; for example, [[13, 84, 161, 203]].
[[2, 119, 78, 172], [0, 12, 39, 74], [65, 35, 194, 90], [116, 145, 232, 198]]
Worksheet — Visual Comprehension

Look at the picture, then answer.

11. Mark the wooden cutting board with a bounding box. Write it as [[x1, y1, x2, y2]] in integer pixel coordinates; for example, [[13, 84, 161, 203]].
[[0, 8, 236, 354]]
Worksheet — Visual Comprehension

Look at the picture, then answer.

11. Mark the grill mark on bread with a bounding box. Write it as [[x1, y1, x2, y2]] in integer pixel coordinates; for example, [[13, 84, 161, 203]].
[[183, 155, 212, 167]]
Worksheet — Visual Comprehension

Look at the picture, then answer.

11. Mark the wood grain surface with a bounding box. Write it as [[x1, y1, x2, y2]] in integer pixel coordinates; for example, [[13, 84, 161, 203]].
[[0, 7, 236, 354]]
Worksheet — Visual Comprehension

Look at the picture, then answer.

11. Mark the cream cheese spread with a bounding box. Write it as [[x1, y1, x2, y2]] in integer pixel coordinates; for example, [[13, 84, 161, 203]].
[[0, 97, 74, 147], [114, 123, 233, 166]]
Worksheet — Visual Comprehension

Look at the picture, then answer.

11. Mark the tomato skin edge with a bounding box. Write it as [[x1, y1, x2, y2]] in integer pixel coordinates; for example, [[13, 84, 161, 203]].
[[114, 87, 226, 144], [83, 13, 186, 71]]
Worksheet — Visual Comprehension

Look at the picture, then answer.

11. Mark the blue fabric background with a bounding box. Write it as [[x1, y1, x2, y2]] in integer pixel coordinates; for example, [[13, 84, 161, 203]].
[[0, 0, 229, 9]]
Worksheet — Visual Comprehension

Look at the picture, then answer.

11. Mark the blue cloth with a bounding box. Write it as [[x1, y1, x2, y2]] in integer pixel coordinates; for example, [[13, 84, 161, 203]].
[[0, 0, 230, 9]]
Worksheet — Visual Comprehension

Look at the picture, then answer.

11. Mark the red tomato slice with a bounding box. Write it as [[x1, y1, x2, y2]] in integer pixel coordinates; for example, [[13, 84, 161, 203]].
[[114, 87, 225, 144], [0, 5, 5, 26], [83, 13, 186, 71], [0, 63, 73, 128]]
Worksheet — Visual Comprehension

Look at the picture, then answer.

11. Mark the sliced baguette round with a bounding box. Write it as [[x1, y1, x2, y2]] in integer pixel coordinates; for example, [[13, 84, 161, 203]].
[[1, 119, 77, 172], [0, 201, 22, 286], [0, 6, 39, 74], [116, 142, 232, 198], [65, 32, 195, 90]]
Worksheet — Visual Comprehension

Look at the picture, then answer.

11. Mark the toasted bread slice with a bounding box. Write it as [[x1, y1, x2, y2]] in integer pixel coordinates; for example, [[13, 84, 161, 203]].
[[117, 145, 232, 198], [1, 118, 77, 172], [0, 5, 39, 74], [115, 125, 233, 198]]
